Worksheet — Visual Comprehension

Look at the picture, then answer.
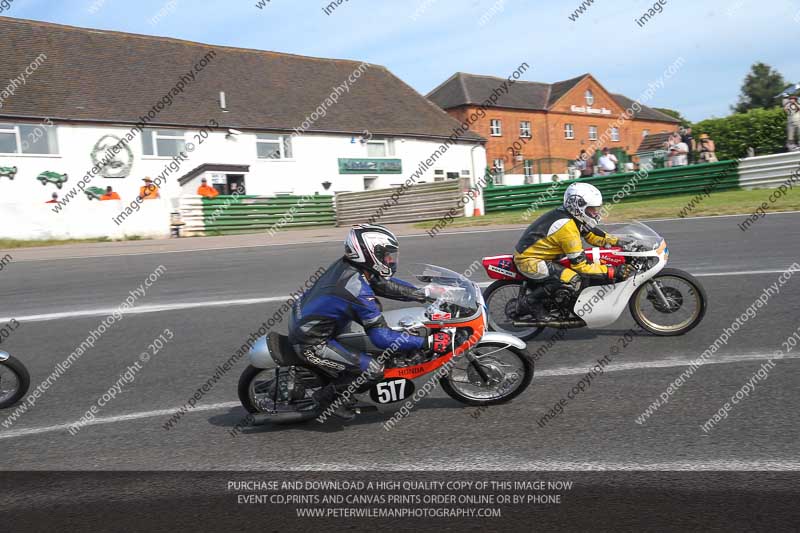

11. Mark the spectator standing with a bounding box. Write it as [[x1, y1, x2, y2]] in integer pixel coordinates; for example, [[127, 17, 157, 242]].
[[597, 148, 617, 175], [680, 126, 696, 164], [697, 134, 718, 163], [669, 139, 689, 167], [197, 177, 220, 198], [100, 186, 120, 200], [581, 150, 595, 177], [139, 177, 160, 200], [784, 95, 800, 151]]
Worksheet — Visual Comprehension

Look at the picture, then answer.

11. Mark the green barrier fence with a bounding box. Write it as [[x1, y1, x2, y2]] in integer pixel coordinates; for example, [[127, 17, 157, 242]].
[[483, 160, 740, 213], [196, 195, 336, 235]]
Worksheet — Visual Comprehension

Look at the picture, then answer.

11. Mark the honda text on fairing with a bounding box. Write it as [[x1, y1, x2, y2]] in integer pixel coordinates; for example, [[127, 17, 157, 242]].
[[482, 221, 707, 340], [238, 264, 534, 425], [0, 351, 30, 409]]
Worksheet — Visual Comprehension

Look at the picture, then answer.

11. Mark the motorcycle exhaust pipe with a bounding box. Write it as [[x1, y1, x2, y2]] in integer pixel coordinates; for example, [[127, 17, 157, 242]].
[[512, 320, 585, 328]]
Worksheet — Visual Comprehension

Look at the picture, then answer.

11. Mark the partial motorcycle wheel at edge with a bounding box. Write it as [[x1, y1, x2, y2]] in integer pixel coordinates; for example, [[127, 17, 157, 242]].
[[0, 355, 31, 410]]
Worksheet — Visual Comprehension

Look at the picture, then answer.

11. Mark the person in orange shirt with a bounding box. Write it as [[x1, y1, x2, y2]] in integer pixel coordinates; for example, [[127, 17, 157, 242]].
[[139, 177, 160, 200], [45, 192, 58, 204], [100, 186, 121, 200], [197, 177, 219, 198]]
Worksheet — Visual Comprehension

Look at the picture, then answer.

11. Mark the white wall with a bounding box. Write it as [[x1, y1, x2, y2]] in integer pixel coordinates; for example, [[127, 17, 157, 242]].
[[0, 120, 486, 239]]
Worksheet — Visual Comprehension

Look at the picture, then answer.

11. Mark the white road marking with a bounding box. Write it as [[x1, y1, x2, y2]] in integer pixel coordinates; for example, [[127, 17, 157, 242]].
[[1, 352, 796, 441], [642, 210, 800, 223], [3, 268, 790, 324], [0, 296, 290, 324], [0, 401, 240, 440], [282, 459, 800, 471]]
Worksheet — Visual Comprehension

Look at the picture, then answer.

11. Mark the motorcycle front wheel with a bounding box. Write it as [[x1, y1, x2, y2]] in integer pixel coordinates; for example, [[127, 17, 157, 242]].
[[629, 268, 707, 336], [483, 280, 544, 341], [0, 355, 30, 409], [440, 342, 533, 406]]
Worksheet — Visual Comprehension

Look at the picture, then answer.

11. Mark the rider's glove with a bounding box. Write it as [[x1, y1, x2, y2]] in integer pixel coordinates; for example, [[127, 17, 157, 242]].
[[616, 238, 637, 251], [424, 285, 448, 303], [426, 331, 452, 354], [609, 264, 635, 282]]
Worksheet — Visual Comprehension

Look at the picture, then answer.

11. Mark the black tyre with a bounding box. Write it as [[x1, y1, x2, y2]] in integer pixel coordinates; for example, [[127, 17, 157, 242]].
[[0, 355, 30, 410], [629, 268, 707, 336], [237, 365, 325, 425], [483, 280, 544, 341], [440, 342, 533, 406]]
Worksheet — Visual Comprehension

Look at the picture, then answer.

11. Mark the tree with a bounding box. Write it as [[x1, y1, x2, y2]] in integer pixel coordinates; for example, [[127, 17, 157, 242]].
[[733, 62, 787, 113], [653, 107, 690, 126]]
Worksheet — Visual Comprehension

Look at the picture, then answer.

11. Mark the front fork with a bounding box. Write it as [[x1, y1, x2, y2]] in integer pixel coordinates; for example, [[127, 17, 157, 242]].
[[648, 279, 673, 309]]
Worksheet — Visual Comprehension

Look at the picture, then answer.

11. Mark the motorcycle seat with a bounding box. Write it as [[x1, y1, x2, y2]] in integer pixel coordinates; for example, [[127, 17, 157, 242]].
[[267, 333, 306, 367]]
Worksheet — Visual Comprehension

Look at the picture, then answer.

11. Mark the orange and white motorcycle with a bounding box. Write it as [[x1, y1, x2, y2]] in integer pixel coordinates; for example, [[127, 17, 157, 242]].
[[238, 264, 533, 424]]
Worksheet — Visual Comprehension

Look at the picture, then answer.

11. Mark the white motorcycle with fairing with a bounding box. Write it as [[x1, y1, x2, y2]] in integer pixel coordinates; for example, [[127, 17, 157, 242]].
[[483, 222, 707, 340]]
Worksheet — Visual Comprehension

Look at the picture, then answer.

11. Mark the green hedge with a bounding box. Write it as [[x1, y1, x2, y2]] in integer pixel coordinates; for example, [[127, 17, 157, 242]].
[[694, 107, 786, 160]]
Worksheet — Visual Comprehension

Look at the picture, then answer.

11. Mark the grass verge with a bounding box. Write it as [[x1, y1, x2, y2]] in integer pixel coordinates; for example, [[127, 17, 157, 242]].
[[414, 188, 800, 230]]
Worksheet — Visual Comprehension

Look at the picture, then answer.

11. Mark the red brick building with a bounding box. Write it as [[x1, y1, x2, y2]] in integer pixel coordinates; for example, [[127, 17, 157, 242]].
[[428, 73, 679, 184]]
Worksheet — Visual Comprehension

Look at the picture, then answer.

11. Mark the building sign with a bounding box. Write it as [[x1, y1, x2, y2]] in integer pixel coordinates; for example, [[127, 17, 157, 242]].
[[209, 173, 227, 184], [338, 158, 402, 174], [571, 105, 612, 115]]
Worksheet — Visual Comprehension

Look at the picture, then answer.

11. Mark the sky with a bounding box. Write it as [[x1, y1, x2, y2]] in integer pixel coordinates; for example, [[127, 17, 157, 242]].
[[2, 0, 799, 122]]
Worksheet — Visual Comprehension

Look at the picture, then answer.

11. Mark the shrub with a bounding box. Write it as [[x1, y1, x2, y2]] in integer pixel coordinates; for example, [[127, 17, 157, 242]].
[[693, 107, 786, 160]]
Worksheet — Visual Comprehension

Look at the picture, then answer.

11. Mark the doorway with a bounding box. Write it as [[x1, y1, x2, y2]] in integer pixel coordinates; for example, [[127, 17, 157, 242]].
[[226, 174, 245, 195]]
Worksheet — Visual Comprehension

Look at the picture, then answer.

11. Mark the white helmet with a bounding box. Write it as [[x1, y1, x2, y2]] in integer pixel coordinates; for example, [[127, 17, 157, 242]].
[[563, 182, 603, 229], [344, 224, 399, 278]]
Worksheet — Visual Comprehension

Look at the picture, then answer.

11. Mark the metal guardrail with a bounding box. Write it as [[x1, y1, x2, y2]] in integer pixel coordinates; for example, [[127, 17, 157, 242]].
[[179, 195, 335, 236], [335, 179, 465, 226], [738, 151, 800, 189], [483, 160, 741, 212]]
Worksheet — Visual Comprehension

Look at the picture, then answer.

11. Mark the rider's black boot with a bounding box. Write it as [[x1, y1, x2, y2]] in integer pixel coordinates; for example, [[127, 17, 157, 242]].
[[312, 383, 357, 421]]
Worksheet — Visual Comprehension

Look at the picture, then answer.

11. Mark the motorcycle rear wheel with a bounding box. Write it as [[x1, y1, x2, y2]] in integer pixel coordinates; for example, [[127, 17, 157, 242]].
[[0, 355, 30, 410], [483, 280, 544, 341], [237, 365, 325, 425], [440, 342, 533, 406]]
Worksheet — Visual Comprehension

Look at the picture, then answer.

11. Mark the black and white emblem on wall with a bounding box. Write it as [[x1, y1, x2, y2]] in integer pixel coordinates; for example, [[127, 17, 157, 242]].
[[91, 135, 134, 179]]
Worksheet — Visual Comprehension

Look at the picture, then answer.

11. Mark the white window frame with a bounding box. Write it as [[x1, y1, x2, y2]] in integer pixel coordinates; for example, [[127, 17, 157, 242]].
[[642, 129, 650, 137], [143, 129, 187, 158], [256, 133, 294, 160], [588, 125, 598, 141], [519, 121, 532, 138], [490, 119, 502, 137], [0, 122, 60, 156], [366, 140, 389, 158], [564, 123, 575, 140], [585, 90, 595, 106], [611, 127, 620, 142], [523, 160, 533, 177]]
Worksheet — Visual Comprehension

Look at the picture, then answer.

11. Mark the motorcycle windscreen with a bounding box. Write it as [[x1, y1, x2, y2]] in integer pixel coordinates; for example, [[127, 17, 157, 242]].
[[607, 221, 664, 250], [407, 263, 480, 319]]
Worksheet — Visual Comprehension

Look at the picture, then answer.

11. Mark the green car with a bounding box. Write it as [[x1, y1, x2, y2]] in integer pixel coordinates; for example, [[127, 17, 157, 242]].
[[0, 166, 17, 180], [85, 186, 106, 200], [37, 171, 68, 189]]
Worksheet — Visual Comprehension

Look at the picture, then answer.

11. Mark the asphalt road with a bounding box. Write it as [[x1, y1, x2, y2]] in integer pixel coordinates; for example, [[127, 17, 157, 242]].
[[0, 211, 798, 474]]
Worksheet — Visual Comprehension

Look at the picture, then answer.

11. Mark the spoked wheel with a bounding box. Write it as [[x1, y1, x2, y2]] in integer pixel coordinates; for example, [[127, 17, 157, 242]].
[[441, 342, 533, 406], [629, 268, 707, 336], [237, 365, 326, 425], [0, 355, 30, 409], [483, 280, 544, 341]]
